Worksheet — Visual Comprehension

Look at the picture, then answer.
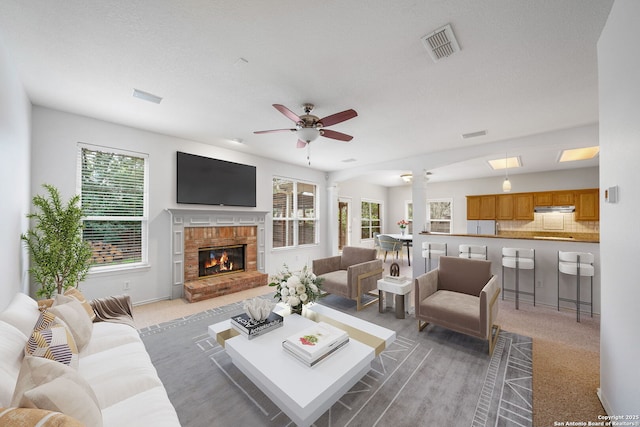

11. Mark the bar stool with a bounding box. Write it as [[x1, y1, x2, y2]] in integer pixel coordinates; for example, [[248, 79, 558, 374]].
[[459, 244, 487, 260], [501, 248, 535, 310], [422, 242, 447, 272], [557, 251, 594, 322]]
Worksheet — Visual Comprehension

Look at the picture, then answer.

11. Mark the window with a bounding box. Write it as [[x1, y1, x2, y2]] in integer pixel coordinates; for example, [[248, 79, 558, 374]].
[[361, 200, 381, 239], [428, 199, 453, 233], [405, 201, 414, 233], [78, 144, 148, 270], [272, 178, 318, 248]]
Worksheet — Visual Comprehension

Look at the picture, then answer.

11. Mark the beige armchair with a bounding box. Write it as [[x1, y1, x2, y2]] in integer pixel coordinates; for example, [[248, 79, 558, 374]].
[[313, 246, 384, 311], [414, 256, 501, 354]]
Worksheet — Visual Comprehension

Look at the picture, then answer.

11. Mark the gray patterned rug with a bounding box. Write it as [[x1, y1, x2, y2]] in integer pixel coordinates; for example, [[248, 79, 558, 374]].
[[140, 295, 532, 427]]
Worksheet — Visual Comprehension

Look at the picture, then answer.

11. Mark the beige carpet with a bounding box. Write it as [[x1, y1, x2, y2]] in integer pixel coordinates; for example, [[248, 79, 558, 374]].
[[134, 257, 603, 424], [496, 299, 603, 426]]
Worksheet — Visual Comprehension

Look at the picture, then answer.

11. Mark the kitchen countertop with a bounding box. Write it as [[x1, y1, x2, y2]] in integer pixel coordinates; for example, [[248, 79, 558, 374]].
[[419, 232, 599, 243]]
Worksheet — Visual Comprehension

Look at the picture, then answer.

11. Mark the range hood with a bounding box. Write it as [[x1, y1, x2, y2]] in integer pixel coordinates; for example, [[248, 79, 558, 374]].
[[534, 205, 575, 213]]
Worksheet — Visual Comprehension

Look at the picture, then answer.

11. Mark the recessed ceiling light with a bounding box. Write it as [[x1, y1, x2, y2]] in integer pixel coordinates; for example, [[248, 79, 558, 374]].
[[132, 88, 162, 104], [558, 146, 600, 162], [488, 156, 521, 170], [230, 138, 244, 144], [341, 158, 357, 163]]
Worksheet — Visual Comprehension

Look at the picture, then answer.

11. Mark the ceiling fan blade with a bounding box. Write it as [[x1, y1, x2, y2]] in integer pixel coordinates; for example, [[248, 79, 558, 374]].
[[253, 128, 296, 134], [319, 109, 357, 127], [321, 129, 353, 142], [273, 104, 301, 123], [296, 139, 307, 148]]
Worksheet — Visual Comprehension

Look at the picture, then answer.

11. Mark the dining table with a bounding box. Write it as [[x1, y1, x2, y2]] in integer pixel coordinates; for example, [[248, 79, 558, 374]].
[[383, 233, 413, 266]]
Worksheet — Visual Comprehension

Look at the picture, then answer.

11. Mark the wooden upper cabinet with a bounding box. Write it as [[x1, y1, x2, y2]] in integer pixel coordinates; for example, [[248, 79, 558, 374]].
[[553, 191, 575, 206], [514, 193, 534, 220], [534, 192, 552, 206], [467, 196, 480, 220], [575, 189, 599, 221], [467, 195, 496, 220], [479, 195, 496, 219], [496, 195, 514, 220]]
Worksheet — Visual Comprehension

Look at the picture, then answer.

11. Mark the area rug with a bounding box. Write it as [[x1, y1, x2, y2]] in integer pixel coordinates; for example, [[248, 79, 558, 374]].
[[140, 295, 532, 427]]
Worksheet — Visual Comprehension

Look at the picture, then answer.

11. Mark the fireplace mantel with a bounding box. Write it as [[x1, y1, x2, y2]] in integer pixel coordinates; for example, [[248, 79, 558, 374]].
[[166, 209, 269, 299]]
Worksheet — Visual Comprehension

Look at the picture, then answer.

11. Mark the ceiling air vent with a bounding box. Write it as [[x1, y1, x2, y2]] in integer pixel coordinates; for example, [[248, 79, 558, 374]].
[[421, 24, 460, 62]]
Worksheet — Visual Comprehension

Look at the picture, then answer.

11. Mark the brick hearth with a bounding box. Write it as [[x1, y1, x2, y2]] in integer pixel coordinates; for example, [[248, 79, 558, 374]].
[[183, 225, 268, 302]]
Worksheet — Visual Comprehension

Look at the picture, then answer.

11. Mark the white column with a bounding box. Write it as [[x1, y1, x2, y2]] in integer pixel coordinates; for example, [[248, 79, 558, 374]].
[[411, 170, 429, 278], [326, 181, 340, 256]]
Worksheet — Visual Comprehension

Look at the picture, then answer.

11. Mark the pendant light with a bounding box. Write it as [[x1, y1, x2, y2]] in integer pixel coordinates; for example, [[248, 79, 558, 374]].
[[502, 153, 512, 192]]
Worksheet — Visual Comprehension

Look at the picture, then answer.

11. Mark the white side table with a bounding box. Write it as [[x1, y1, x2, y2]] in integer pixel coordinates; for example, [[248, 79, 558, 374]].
[[377, 278, 412, 319]]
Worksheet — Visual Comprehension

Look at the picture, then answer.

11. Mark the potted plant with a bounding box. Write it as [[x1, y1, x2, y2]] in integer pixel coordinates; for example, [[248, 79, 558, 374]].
[[21, 184, 93, 299]]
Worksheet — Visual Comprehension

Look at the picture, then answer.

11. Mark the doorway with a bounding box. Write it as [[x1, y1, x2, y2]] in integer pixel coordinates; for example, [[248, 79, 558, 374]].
[[338, 198, 351, 251]]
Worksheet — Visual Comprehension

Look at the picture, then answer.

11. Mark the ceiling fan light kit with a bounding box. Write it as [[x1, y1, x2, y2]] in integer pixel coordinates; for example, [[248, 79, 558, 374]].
[[254, 103, 358, 165]]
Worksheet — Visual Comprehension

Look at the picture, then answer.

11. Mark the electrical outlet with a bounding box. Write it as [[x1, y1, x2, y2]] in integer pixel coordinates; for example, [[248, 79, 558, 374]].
[[123, 281, 131, 290], [536, 280, 543, 288]]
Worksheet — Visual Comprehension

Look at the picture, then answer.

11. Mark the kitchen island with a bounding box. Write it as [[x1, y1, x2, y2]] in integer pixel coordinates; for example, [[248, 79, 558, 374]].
[[413, 232, 600, 315]]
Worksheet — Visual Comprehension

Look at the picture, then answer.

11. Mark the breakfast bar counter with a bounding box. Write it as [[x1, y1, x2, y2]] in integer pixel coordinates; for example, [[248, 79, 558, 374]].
[[423, 232, 599, 243]]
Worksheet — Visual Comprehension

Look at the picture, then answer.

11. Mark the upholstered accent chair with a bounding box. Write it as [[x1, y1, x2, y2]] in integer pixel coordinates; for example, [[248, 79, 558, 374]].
[[414, 256, 501, 354], [378, 234, 404, 263], [312, 246, 384, 311]]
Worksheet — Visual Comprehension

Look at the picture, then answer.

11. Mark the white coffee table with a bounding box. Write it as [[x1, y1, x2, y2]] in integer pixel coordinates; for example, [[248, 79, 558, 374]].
[[208, 304, 395, 427], [377, 277, 413, 319]]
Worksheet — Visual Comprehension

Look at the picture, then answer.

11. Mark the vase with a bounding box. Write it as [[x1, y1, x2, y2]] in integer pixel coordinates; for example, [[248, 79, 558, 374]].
[[290, 305, 303, 315], [400, 228, 406, 236]]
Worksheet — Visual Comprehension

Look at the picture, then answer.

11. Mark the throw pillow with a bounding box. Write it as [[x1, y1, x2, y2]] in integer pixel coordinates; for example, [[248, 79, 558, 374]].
[[0, 407, 84, 427], [50, 295, 93, 351], [63, 288, 96, 322], [25, 313, 79, 369], [11, 356, 102, 427]]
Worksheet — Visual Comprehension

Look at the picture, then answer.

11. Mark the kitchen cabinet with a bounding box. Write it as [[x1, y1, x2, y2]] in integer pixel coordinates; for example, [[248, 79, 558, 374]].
[[534, 192, 553, 206], [553, 191, 575, 206], [467, 195, 496, 220], [575, 189, 599, 221], [496, 195, 514, 220], [534, 190, 576, 206], [514, 193, 534, 220]]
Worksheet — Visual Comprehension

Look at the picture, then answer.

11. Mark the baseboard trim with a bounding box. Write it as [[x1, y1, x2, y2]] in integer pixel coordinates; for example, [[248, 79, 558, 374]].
[[597, 387, 613, 415]]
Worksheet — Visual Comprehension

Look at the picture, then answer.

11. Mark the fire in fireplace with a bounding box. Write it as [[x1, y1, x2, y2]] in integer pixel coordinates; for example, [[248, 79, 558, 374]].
[[198, 244, 245, 278]]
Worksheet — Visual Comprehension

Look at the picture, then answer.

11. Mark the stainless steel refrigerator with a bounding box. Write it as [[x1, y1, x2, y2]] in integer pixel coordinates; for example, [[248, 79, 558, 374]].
[[466, 220, 497, 235]]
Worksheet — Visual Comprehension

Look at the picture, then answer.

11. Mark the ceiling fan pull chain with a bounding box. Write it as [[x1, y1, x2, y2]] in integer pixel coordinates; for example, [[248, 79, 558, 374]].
[[307, 143, 311, 165]]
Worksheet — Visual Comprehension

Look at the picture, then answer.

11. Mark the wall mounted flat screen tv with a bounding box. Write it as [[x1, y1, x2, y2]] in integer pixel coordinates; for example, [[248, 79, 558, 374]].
[[176, 151, 256, 207]]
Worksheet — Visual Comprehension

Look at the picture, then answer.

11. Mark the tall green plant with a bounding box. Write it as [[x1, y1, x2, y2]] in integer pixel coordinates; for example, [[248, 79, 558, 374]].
[[21, 184, 93, 298]]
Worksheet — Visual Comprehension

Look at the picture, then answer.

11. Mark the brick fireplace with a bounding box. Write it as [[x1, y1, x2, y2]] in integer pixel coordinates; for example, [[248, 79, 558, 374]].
[[167, 209, 269, 302]]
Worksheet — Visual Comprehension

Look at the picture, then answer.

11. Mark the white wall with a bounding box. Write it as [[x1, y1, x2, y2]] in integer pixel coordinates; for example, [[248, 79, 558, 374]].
[[0, 37, 31, 310], [30, 107, 328, 304], [389, 167, 599, 234], [597, 0, 640, 413]]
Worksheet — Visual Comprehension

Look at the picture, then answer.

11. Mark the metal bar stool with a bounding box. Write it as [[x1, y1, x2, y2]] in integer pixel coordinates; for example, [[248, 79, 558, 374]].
[[502, 248, 535, 310], [422, 242, 447, 273], [557, 251, 594, 322], [459, 244, 487, 260]]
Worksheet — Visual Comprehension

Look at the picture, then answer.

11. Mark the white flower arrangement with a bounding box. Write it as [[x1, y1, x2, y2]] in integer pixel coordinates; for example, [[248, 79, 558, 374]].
[[269, 264, 323, 311]]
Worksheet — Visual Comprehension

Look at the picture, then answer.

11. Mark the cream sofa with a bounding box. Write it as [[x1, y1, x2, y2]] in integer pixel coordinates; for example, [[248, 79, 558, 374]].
[[0, 292, 180, 426]]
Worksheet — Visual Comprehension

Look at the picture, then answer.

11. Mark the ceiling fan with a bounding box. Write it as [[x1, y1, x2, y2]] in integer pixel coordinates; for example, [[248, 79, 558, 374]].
[[254, 103, 358, 149]]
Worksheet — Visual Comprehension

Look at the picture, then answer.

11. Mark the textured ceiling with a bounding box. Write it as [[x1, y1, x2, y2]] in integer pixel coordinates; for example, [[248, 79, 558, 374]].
[[0, 0, 613, 185]]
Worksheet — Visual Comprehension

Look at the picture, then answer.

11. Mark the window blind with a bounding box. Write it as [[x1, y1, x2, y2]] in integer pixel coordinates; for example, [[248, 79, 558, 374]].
[[79, 145, 148, 268]]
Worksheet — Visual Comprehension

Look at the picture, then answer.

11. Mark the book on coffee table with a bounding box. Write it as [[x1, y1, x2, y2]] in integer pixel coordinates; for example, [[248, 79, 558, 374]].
[[230, 312, 283, 339], [282, 322, 349, 366]]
